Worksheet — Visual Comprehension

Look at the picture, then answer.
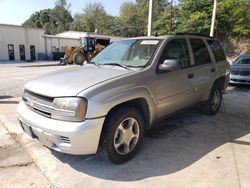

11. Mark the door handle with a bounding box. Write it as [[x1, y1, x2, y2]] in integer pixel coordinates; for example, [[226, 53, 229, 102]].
[[187, 73, 194, 79], [211, 68, 216, 72]]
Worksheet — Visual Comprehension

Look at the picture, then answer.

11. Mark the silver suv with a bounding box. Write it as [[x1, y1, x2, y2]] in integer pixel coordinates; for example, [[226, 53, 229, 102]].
[[17, 34, 230, 164]]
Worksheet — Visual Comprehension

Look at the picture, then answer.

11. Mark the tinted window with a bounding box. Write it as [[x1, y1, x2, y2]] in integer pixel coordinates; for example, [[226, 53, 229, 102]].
[[207, 40, 226, 62], [190, 38, 212, 65], [235, 58, 250, 64], [160, 39, 191, 68]]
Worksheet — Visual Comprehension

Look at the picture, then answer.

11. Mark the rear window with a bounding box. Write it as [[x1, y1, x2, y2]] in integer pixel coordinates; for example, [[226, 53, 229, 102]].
[[190, 38, 212, 65], [207, 40, 226, 62]]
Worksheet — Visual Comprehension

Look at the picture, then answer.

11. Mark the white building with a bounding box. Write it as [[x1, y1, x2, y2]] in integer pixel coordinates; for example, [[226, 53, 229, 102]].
[[0, 24, 124, 61]]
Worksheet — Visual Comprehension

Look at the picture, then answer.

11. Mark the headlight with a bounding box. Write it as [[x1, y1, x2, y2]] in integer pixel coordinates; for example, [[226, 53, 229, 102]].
[[52, 97, 87, 122]]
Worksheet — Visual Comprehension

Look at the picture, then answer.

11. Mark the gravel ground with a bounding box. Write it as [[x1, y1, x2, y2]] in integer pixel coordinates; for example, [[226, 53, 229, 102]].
[[0, 61, 74, 98]]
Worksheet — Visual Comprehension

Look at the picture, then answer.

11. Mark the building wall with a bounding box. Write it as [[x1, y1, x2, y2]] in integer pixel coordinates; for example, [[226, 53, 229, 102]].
[[0, 24, 45, 61], [0, 25, 124, 61]]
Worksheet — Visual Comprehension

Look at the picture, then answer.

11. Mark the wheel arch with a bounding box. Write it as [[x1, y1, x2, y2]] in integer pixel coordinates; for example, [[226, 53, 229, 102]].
[[104, 98, 151, 131]]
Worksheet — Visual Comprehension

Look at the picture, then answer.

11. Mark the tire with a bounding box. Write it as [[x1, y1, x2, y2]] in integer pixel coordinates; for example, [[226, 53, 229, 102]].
[[98, 107, 145, 164], [73, 52, 85, 65], [202, 84, 222, 115]]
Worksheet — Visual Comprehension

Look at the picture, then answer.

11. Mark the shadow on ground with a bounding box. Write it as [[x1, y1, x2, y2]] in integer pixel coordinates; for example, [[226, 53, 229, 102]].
[[0, 95, 13, 100], [51, 90, 250, 181], [0, 96, 19, 104]]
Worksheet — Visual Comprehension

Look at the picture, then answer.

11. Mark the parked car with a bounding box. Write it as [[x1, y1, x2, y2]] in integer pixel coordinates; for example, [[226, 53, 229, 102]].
[[17, 34, 229, 164], [230, 54, 250, 85]]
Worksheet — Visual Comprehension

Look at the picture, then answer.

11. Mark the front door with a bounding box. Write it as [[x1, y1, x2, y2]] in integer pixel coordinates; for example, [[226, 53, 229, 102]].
[[30, 45, 36, 60], [8, 44, 15, 60], [19, 45, 25, 60], [152, 38, 197, 118]]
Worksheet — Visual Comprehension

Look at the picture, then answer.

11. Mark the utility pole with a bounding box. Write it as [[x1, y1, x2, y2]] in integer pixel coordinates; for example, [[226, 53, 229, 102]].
[[169, 0, 173, 34], [210, 0, 218, 37], [147, 0, 153, 36]]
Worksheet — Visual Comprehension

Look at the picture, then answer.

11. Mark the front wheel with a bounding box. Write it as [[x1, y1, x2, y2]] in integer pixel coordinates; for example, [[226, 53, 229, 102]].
[[72, 52, 85, 65], [202, 85, 222, 115], [98, 107, 145, 164]]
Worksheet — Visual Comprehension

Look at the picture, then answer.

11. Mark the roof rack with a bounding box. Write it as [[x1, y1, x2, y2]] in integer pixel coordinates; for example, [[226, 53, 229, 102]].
[[175, 32, 214, 38]]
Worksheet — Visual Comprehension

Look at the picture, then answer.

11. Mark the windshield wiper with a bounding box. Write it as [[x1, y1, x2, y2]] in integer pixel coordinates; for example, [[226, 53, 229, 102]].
[[103, 63, 131, 70]]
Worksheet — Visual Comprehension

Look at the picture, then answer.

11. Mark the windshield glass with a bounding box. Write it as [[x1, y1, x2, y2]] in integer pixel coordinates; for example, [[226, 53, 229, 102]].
[[234, 57, 250, 65], [92, 39, 161, 67]]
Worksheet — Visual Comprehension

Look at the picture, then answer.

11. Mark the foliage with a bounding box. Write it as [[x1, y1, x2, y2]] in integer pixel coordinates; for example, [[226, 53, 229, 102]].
[[22, 0, 73, 34], [23, 0, 250, 39]]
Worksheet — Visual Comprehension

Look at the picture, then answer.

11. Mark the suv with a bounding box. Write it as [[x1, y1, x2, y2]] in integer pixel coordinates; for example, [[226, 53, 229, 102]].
[[17, 34, 229, 164]]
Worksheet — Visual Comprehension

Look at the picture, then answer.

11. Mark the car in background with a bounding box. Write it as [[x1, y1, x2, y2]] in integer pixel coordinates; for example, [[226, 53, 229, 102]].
[[230, 54, 250, 84]]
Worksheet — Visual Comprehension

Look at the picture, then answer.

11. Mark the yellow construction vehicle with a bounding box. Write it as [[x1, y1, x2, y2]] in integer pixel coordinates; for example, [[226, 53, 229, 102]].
[[60, 37, 109, 65]]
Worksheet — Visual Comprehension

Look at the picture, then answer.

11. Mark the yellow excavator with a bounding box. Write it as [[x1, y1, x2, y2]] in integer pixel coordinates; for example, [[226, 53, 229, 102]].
[[60, 37, 110, 65]]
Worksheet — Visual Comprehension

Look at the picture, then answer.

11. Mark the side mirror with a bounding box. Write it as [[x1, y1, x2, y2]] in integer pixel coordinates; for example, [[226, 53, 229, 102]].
[[159, 59, 180, 72]]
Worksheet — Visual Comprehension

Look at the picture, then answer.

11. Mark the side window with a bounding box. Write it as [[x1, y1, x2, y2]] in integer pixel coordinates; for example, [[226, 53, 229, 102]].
[[160, 39, 191, 68], [190, 38, 212, 65], [207, 40, 226, 62]]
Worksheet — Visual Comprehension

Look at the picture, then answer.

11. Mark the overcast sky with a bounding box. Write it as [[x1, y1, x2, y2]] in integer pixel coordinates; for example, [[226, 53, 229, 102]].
[[0, 0, 136, 25]]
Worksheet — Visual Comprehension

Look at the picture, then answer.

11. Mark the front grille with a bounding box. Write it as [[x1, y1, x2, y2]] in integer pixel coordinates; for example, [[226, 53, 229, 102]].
[[23, 90, 54, 118], [231, 69, 250, 76], [60, 136, 70, 144]]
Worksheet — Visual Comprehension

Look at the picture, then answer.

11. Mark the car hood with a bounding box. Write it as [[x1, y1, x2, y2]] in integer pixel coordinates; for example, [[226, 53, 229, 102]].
[[25, 65, 131, 97]]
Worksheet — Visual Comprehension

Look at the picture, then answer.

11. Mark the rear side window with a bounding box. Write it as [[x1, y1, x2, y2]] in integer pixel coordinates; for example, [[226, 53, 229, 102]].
[[160, 39, 191, 68], [207, 40, 226, 62], [190, 38, 212, 65]]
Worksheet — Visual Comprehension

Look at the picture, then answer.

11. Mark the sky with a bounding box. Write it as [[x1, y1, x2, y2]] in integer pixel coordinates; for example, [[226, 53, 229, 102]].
[[0, 0, 135, 25]]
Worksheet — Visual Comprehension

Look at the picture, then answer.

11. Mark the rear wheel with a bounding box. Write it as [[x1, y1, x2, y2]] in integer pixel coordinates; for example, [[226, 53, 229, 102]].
[[73, 52, 85, 65], [99, 107, 144, 164], [202, 84, 222, 115]]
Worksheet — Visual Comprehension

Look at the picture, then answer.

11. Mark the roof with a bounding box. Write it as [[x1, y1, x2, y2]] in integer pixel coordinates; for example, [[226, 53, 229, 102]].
[[119, 34, 215, 41], [0, 23, 45, 31]]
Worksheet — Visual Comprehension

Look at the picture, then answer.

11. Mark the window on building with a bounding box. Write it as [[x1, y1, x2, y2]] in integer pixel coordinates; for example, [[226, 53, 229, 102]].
[[8, 44, 15, 60], [52, 46, 56, 53]]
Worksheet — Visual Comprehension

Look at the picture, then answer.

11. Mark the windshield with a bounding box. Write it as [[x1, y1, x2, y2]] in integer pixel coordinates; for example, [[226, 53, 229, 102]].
[[92, 39, 161, 67], [234, 57, 250, 65]]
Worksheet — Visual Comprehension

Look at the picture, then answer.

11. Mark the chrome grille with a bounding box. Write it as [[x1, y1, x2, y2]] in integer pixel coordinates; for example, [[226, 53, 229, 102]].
[[231, 69, 250, 76], [60, 136, 70, 144], [23, 90, 54, 118]]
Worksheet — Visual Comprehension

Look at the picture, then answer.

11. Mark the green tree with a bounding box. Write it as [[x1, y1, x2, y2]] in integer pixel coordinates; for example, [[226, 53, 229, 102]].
[[52, 0, 73, 33], [217, 0, 250, 37], [80, 3, 107, 33], [22, 0, 73, 34], [135, 0, 167, 35], [154, 2, 179, 35], [119, 2, 140, 36], [176, 0, 212, 35]]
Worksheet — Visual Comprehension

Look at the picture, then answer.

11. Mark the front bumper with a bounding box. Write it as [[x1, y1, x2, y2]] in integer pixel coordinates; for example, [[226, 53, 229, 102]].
[[17, 101, 105, 155], [230, 74, 250, 85]]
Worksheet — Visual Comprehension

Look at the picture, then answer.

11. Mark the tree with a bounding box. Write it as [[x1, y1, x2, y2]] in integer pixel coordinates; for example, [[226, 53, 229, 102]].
[[217, 0, 250, 38], [52, 0, 73, 33], [22, 0, 73, 34], [80, 3, 107, 33], [119, 2, 140, 36], [176, 0, 213, 35], [154, 2, 179, 35]]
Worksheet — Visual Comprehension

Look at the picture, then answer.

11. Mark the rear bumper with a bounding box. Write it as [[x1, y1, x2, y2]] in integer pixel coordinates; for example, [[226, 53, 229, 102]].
[[17, 101, 105, 155], [230, 74, 250, 84]]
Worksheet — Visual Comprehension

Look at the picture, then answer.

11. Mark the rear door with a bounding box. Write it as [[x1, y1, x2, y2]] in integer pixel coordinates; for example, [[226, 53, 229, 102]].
[[188, 38, 214, 100]]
